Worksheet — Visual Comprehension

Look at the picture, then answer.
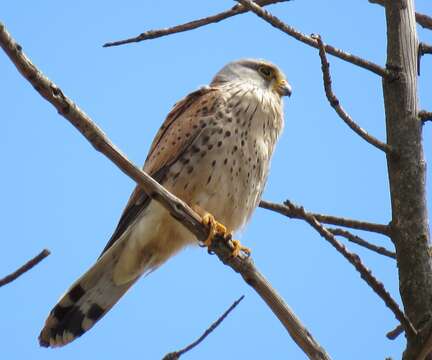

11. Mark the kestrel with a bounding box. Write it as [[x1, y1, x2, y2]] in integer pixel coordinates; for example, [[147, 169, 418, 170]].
[[39, 59, 291, 347]]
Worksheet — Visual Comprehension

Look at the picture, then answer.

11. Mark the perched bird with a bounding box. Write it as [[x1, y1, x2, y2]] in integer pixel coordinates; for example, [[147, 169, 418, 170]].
[[39, 59, 291, 347]]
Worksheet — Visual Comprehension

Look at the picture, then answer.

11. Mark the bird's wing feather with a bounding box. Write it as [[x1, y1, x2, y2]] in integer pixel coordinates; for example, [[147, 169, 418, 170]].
[[99, 86, 221, 256]]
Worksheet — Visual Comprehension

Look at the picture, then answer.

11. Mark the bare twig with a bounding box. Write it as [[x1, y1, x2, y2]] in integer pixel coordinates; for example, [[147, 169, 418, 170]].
[[419, 111, 432, 123], [282, 201, 416, 338], [387, 324, 404, 340], [313, 34, 392, 153], [236, 0, 388, 77], [369, 0, 432, 31], [0, 22, 331, 360], [329, 228, 396, 259], [162, 296, 245, 360], [416, 12, 432, 31], [103, 0, 288, 47], [260, 200, 390, 235], [420, 43, 432, 56], [0, 249, 50, 287]]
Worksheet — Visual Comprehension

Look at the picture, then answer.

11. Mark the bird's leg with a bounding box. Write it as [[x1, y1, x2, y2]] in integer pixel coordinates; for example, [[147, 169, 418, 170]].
[[201, 212, 229, 247], [192, 205, 251, 257]]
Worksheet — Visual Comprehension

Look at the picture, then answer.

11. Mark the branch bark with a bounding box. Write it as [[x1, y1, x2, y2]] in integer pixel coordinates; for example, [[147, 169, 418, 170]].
[[0, 21, 331, 360], [382, 1, 432, 359]]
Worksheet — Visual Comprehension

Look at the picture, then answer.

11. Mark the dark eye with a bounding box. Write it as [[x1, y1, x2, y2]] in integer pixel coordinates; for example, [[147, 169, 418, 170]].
[[258, 66, 272, 78]]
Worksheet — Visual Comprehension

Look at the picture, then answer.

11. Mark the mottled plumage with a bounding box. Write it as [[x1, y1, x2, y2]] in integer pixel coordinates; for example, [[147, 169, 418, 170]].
[[39, 59, 291, 347]]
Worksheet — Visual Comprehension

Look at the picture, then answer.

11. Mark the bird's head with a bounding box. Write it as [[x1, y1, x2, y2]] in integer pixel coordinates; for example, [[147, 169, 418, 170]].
[[211, 58, 292, 97]]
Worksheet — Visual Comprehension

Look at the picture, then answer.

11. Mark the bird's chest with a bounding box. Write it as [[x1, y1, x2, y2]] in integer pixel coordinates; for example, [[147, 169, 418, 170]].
[[164, 94, 281, 232]]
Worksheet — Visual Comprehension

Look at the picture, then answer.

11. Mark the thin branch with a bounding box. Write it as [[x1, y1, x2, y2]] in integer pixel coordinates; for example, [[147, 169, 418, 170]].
[[416, 12, 432, 31], [329, 228, 396, 259], [103, 0, 288, 47], [280, 201, 416, 338], [0, 249, 50, 287], [313, 34, 392, 153], [419, 110, 432, 123], [387, 324, 404, 340], [236, 0, 388, 77], [418, 43, 432, 75], [369, 0, 432, 31], [260, 200, 390, 235], [0, 22, 331, 360], [162, 296, 245, 360], [420, 43, 432, 56]]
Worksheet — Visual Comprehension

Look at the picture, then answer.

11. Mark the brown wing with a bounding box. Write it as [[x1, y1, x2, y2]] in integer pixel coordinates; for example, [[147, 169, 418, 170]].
[[99, 86, 221, 256]]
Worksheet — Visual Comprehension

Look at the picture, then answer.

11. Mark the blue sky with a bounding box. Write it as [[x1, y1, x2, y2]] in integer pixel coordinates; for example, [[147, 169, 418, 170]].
[[1, 1, 431, 359]]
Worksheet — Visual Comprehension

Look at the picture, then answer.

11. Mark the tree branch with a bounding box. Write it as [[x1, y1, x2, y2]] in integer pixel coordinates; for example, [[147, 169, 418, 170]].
[[260, 200, 390, 235], [387, 324, 404, 340], [420, 43, 432, 56], [0, 21, 331, 360], [416, 12, 432, 31], [419, 110, 432, 123], [418, 43, 432, 76], [0, 249, 50, 287], [328, 228, 396, 259], [162, 296, 244, 360], [103, 0, 288, 47], [280, 201, 416, 338], [312, 35, 392, 153], [369, 1, 432, 31], [382, 1, 432, 358], [235, 0, 388, 77]]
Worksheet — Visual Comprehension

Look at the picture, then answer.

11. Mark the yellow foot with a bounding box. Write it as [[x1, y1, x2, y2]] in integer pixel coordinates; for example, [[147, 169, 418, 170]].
[[193, 205, 250, 257], [202, 213, 230, 247], [231, 239, 251, 257]]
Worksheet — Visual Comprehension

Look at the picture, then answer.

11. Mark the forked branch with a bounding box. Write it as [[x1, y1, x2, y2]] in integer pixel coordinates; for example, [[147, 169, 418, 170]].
[[276, 200, 416, 338], [236, 0, 388, 77], [105, 0, 388, 77], [328, 228, 396, 259], [103, 0, 288, 47], [260, 200, 390, 235], [313, 35, 392, 153], [0, 21, 331, 360]]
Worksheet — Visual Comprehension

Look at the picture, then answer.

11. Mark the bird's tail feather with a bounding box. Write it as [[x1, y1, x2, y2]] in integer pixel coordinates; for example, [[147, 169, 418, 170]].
[[38, 242, 144, 348]]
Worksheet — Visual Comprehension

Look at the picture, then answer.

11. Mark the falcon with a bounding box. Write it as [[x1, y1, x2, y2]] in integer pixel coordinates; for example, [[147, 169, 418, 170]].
[[39, 59, 291, 347]]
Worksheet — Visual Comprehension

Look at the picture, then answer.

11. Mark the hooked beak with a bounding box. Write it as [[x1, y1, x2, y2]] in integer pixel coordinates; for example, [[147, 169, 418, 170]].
[[274, 78, 292, 97]]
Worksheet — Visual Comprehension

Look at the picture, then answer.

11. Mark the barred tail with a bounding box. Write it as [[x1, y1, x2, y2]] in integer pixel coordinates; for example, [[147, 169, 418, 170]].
[[38, 245, 138, 347]]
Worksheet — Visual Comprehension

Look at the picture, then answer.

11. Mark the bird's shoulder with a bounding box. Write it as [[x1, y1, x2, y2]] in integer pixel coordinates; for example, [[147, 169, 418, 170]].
[[143, 85, 224, 174]]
